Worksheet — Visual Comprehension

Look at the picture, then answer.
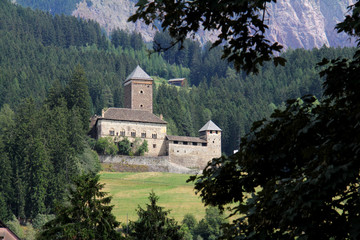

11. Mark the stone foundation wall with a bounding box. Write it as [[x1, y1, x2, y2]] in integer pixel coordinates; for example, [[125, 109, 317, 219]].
[[99, 155, 200, 174], [100, 155, 169, 164]]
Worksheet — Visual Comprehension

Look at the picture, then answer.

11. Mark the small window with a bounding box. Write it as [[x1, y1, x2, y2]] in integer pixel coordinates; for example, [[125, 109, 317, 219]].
[[152, 133, 157, 139], [213, 141, 215, 143], [210, 130, 213, 134], [140, 104, 143, 108], [131, 131, 136, 137], [140, 90, 144, 93], [192, 142, 197, 146], [120, 131, 125, 136], [183, 142, 188, 145], [109, 130, 115, 136], [116, 132, 118, 136], [141, 132, 146, 138], [202, 143, 207, 147], [153, 144, 156, 148], [174, 141, 178, 144], [216, 131, 219, 134]]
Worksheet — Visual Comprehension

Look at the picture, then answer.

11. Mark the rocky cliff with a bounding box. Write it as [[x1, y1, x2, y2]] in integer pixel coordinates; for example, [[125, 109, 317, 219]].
[[266, 0, 355, 49], [73, 0, 156, 42], [72, 0, 355, 49]]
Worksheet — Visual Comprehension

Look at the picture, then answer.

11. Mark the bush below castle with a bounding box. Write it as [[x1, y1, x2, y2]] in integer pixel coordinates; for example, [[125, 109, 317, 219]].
[[94, 137, 149, 156]]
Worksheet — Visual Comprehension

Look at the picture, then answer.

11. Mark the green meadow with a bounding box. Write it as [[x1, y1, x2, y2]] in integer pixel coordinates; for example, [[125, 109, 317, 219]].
[[99, 172, 206, 223]]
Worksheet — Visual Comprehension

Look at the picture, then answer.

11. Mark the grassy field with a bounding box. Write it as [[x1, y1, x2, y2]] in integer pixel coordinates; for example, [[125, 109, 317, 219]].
[[99, 172, 207, 223]]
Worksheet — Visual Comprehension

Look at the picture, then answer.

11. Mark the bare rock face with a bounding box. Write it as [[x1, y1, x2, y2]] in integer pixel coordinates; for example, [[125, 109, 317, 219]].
[[72, 0, 156, 42], [72, 0, 356, 49], [266, 0, 355, 49], [319, 0, 355, 47]]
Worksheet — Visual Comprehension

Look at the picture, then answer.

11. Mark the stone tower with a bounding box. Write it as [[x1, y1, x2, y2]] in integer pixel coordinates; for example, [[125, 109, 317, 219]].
[[199, 120, 222, 157], [124, 65, 153, 113]]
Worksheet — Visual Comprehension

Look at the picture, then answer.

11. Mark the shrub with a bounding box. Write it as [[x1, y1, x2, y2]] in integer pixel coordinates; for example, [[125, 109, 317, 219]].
[[136, 139, 148, 156], [94, 137, 117, 155], [118, 137, 131, 155], [6, 215, 24, 239], [32, 214, 55, 229]]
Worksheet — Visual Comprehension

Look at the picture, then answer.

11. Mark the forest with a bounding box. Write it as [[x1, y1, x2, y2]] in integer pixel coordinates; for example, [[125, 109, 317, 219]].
[[0, 0, 355, 155], [0, 0, 358, 238]]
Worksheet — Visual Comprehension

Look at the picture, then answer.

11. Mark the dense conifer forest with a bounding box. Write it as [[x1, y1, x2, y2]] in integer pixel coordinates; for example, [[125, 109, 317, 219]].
[[1, 0, 355, 154], [0, 0, 357, 231]]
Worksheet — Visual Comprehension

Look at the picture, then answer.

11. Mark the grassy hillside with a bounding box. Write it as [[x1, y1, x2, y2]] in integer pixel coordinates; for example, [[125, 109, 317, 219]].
[[99, 172, 206, 223]]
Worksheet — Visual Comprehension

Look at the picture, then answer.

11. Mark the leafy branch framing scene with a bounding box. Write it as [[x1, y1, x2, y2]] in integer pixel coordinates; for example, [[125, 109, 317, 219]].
[[0, 0, 360, 239]]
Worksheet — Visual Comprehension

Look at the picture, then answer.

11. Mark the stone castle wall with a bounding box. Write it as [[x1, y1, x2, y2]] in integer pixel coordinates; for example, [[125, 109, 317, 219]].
[[124, 81, 153, 112], [97, 119, 167, 156], [201, 131, 222, 157], [99, 155, 200, 174], [96, 119, 221, 169], [123, 83, 132, 109], [167, 142, 220, 169]]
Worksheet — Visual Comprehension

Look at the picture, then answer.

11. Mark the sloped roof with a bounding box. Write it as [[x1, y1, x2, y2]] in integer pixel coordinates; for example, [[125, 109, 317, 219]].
[[101, 108, 166, 124], [168, 78, 186, 82], [199, 120, 222, 132], [166, 135, 207, 143], [0, 219, 21, 239], [125, 65, 153, 82]]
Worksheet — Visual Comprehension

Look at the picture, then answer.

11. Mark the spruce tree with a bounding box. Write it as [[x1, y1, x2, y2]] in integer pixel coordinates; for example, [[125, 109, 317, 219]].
[[38, 174, 121, 240], [66, 65, 91, 132], [129, 191, 184, 240]]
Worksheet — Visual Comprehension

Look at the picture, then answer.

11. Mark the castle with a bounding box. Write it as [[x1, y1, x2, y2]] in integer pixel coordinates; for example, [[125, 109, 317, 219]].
[[92, 66, 221, 169]]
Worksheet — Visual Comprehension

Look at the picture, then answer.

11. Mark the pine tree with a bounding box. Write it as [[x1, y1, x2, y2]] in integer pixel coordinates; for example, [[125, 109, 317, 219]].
[[129, 191, 184, 240], [65, 65, 91, 132], [101, 85, 114, 108], [38, 174, 122, 240], [25, 137, 50, 218]]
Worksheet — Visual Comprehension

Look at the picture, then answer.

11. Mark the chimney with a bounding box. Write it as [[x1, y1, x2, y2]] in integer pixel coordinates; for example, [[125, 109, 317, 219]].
[[160, 114, 163, 120], [102, 109, 105, 117]]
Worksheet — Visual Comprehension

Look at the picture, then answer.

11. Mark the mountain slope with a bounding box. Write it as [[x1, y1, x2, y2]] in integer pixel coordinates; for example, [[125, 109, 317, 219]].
[[73, 0, 156, 42], [72, 0, 355, 49], [15, 0, 355, 49]]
